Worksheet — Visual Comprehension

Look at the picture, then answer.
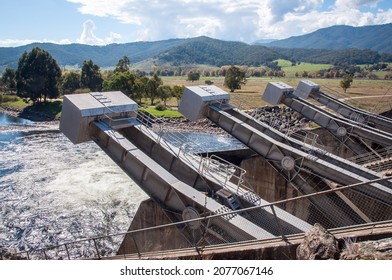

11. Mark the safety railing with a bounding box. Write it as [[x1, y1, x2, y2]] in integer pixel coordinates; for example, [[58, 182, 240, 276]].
[[134, 107, 261, 202], [349, 145, 392, 168], [90, 92, 137, 128], [14, 175, 392, 260]]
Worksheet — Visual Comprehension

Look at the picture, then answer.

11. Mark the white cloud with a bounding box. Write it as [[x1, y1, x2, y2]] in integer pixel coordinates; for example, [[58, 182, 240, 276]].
[[77, 20, 123, 45], [67, 0, 392, 42], [335, 0, 380, 9], [77, 19, 104, 45]]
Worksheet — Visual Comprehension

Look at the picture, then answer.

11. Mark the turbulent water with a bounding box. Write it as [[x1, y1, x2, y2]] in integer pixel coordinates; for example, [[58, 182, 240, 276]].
[[0, 113, 244, 259], [0, 114, 147, 259]]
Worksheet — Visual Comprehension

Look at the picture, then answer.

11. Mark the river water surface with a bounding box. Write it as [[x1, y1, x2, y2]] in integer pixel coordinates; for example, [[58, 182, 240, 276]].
[[0, 112, 243, 259]]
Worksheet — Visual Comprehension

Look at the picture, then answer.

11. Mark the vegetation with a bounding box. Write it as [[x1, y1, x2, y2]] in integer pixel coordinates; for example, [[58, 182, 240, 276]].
[[187, 71, 200, 82], [1, 41, 392, 119], [59, 72, 81, 95], [16, 47, 61, 103], [224, 66, 247, 92], [340, 74, 353, 93], [145, 107, 183, 118], [81, 60, 103, 91], [0, 68, 16, 94], [1, 24, 392, 73], [114, 56, 131, 73], [262, 23, 392, 54], [103, 71, 136, 97]]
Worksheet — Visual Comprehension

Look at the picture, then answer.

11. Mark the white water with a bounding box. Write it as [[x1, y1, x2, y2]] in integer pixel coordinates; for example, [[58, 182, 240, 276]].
[[0, 113, 245, 259], [0, 119, 147, 258]]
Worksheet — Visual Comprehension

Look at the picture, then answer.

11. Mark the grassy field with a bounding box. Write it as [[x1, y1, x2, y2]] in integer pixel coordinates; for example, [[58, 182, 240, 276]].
[[161, 76, 392, 113], [2, 75, 392, 118]]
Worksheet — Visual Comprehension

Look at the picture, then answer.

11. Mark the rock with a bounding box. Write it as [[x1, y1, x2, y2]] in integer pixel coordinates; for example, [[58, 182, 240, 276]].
[[296, 223, 340, 260], [340, 237, 392, 260]]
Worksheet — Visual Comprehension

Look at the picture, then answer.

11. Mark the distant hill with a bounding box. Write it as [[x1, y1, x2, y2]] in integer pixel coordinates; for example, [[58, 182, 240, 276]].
[[1, 23, 392, 72], [0, 39, 186, 70], [260, 23, 392, 54], [154, 36, 282, 67]]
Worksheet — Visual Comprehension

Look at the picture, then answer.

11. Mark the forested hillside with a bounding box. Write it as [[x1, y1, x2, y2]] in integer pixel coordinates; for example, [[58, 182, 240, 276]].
[[0, 39, 186, 70], [260, 23, 392, 54], [1, 23, 392, 72], [154, 36, 282, 66]]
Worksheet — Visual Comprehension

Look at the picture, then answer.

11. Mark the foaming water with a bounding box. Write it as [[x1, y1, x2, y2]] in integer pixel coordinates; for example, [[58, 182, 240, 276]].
[[0, 117, 244, 259], [0, 122, 147, 258]]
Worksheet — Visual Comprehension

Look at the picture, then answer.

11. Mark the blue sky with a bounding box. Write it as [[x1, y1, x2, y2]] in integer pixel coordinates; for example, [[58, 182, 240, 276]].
[[1, 0, 391, 47]]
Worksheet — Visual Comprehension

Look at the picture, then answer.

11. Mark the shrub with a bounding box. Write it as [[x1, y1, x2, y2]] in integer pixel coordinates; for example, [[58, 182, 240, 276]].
[[155, 103, 166, 111]]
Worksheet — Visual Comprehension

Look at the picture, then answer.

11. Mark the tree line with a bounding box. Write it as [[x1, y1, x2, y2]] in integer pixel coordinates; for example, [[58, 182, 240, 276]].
[[0, 47, 247, 107]]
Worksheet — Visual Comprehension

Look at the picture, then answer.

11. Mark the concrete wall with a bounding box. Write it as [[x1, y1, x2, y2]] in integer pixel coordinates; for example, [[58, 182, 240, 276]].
[[116, 127, 384, 256], [117, 199, 191, 255], [238, 155, 312, 222]]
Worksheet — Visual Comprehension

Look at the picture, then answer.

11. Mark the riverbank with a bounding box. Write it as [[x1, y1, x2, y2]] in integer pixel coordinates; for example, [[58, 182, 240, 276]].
[[0, 105, 59, 123]]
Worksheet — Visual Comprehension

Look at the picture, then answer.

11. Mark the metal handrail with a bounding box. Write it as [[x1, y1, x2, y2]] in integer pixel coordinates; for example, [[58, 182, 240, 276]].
[[15, 175, 392, 260]]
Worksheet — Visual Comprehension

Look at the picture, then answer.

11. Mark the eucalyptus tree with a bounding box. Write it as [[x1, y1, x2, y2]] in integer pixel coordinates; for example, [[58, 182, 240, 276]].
[[60, 72, 81, 95], [103, 71, 136, 98], [224, 66, 247, 92], [16, 47, 61, 103], [114, 56, 131, 73], [145, 74, 162, 105], [81, 60, 103, 92], [157, 85, 172, 107], [0, 67, 16, 94]]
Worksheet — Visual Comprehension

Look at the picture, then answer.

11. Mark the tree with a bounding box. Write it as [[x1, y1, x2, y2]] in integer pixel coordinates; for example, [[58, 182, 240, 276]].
[[103, 72, 136, 98], [145, 74, 162, 105], [171, 85, 184, 105], [60, 72, 81, 95], [0, 68, 16, 94], [114, 56, 131, 73], [133, 76, 149, 104], [81, 60, 103, 91], [224, 66, 247, 92], [187, 71, 200, 82], [340, 74, 353, 93], [157, 85, 172, 107], [16, 48, 61, 103]]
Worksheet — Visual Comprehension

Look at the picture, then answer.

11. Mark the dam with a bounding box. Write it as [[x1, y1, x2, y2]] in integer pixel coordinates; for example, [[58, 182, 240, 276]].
[[18, 83, 392, 259]]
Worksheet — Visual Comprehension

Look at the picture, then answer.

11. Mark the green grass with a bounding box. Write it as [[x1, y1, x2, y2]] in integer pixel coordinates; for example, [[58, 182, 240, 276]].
[[145, 107, 184, 118], [0, 94, 62, 118], [0, 94, 30, 109], [275, 59, 294, 67], [29, 101, 62, 119], [281, 63, 333, 77]]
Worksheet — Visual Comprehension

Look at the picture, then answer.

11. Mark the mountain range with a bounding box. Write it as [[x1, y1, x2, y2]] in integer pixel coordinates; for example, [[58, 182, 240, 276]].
[[0, 23, 391, 72], [259, 23, 392, 53]]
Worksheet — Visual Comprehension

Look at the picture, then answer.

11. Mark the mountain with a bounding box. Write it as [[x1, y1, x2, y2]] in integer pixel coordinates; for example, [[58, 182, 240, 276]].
[[0, 39, 186, 70], [261, 23, 392, 54], [154, 36, 282, 67], [1, 23, 392, 72]]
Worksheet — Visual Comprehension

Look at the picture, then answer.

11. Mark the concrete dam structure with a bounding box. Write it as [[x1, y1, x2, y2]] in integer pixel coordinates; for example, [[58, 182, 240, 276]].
[[58, 85, 392, 259]]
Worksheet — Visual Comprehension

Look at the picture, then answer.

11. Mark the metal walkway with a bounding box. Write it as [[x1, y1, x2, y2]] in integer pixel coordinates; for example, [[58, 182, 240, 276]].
[[121, 110, 311, 236], [179, 86, 392, 228], [262, 82, 392, 156], [59, 91, 315, 251], [301, 81, 392, 133]]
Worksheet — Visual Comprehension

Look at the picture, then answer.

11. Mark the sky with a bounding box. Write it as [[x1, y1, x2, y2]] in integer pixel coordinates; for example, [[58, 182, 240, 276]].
[[1, 0, 392, 47]]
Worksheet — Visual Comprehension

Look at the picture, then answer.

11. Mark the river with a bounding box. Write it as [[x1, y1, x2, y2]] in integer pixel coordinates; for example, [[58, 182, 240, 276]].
[[0, 112, 244, 259]]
